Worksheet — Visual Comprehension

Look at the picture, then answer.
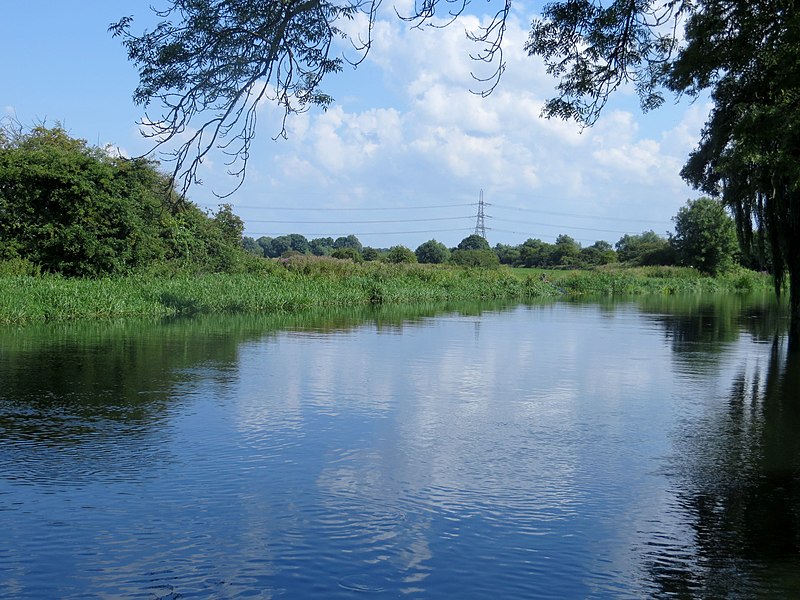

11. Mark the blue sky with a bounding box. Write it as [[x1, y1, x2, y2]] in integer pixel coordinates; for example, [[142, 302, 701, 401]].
[[1, 1, 708, 249]]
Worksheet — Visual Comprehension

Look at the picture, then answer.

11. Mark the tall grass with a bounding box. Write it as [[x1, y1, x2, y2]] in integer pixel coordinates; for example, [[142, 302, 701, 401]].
[[0, 258, 773, 325], [0, 258, 559, 324], [513, 265, 774, 296]]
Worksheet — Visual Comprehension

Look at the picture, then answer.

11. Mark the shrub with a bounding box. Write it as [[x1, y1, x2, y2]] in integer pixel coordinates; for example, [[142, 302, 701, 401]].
[[450, 249, 500, 268], [384, 245, 417, 264]]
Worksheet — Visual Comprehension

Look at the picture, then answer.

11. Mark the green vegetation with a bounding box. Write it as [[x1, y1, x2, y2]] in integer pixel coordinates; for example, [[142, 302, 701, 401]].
[[671, 198, 739, 275], [511, 265, 772, 297], [0, 258, 559, 324], [415, 239, 450, 264], [0, 259, 773, 325], [0, 124, 262, 277]]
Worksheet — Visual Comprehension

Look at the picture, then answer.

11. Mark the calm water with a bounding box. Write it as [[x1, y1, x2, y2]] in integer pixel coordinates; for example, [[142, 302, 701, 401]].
[[1, 296, 798, 599]]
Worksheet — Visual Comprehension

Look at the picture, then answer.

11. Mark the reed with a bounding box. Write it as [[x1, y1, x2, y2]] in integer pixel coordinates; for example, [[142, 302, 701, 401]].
[[0, 259, 773, 325]]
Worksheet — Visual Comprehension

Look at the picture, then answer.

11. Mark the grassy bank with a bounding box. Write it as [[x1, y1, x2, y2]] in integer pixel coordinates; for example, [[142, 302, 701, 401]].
[[511, 265, 774, 296], [0, 257, 556, 324], [0, 258, 774, 325]]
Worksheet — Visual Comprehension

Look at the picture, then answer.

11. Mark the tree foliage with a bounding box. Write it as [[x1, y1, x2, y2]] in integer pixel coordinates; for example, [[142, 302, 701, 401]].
[[384, 245, 417, 264], [450, 248, 500, 268], [615, 231, 673, 266], [0, 124, 254, 276], [415, 239, 450, 264], [671, 197, 739, 275], [457, 234, 491, 252]]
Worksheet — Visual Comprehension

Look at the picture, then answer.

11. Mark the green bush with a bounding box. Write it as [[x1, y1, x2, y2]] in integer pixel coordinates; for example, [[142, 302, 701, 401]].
[[0, 125, 254, 277], [384, 245, 417, 264], [450, 249, 500, 268]]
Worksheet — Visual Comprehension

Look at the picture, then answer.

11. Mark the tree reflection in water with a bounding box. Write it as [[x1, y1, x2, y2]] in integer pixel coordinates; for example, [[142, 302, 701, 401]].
[[646, 339, 800, 598]]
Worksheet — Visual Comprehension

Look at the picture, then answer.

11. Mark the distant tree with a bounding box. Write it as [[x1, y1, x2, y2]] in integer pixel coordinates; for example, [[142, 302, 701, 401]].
[[616, 231, 673, 266], [450, 249, 500, 268], [519, 239, 554, 268], [671, 197, 739, 275], [265, 236, 292, 258], [384, 245, 417, 264], [256, 236, 274, 258], [362, 247, 379, 261], [212, 204, 245, 246], [494, 243, 521, 266], [284, 233, 310, 254], [415, 240, 450, 264], [579, 240, 617, 266], [309, 237, 334, 256], [552, 234, 581, 266], [333, 235, 363, 253], [457, 234, 491, 251], [331, 247, 362, 262], [241, 236, 262, 256]]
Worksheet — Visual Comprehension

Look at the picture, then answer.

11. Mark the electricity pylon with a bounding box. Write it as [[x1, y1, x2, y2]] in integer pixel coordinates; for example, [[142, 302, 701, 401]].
[[474, 189, 487, 239]]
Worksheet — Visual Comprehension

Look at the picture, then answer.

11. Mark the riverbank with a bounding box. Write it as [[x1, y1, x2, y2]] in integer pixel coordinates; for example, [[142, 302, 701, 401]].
[[0, 257, 774, 324]]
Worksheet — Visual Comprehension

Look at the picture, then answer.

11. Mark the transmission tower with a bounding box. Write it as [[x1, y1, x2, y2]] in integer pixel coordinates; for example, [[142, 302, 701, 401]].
[[474, 189, 487, 239]]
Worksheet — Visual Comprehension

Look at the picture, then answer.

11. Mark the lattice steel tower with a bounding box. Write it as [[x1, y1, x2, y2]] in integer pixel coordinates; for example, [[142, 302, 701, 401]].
[[474, 189, 487, 239]]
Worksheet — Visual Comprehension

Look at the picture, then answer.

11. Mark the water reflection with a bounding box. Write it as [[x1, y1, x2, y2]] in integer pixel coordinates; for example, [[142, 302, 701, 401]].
[[641, 338, 800, 598]]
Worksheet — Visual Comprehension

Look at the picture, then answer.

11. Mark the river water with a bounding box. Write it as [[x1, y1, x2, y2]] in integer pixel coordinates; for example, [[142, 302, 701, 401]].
[[0, 295, 798, 598]]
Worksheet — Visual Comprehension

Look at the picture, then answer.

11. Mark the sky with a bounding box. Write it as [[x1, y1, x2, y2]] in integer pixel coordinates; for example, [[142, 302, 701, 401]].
[[1, 1, 711, 250]]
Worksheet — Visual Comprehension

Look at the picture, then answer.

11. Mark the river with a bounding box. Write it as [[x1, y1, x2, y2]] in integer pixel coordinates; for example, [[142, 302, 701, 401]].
[[1, 295, 798, 598]]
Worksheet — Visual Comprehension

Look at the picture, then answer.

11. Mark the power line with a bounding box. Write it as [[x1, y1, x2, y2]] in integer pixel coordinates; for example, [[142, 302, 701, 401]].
[[247, 227, 474, 238], [246, 216, 473, 224], [490, 217, 643, 235], [489, 202, 668, 225], [199, 202, 476, 211]]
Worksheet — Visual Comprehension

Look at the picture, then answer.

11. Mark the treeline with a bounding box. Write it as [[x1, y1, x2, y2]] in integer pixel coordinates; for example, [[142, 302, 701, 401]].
[[245, 231, 672, 270], [248, 196, 746, 276]]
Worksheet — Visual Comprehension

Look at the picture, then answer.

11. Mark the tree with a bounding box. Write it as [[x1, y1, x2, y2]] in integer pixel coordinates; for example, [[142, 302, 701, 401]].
[[671, 197, 739, 275], [361, 246, 379, 261], [0, 124, 255, 276], [519, 238, 554, 268], [331, 247, 362, 262], [494, 243, 521, 266], [457, 234, 491, 252], [523, 0, 800, 341], [415, 240, 450, 264], [241, 236, 262, 256], [0, 125, 170, 276], [615, 231, 673, 266], [212, 204, 245, 246], [333, 234, 363, 253], [552, 234, 581, 266], [450, 249, 500, 268], [579, 240, 616, 266], [309, 237, 334, 256], [384, 245, 417, 264]]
